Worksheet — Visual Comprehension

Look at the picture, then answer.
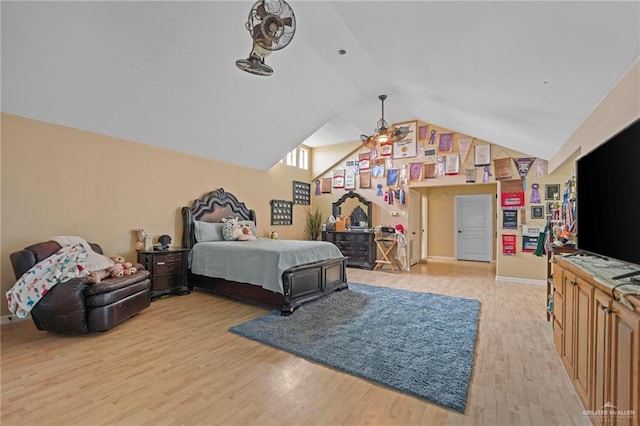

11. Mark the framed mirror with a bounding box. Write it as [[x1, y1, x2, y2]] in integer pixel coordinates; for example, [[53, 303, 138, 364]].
[[332, 191, 373, 229]]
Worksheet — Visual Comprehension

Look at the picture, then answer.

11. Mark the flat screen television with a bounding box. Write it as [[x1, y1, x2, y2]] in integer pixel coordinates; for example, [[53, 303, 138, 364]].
[[576, 118, 640, 278]]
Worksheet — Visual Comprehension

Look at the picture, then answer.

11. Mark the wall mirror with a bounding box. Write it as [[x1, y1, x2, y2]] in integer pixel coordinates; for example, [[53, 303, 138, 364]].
[[332, 191, 373, 229]]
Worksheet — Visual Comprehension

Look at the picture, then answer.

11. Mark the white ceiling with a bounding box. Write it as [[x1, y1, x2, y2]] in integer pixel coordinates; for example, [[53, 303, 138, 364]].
[[2, 1, 639, 171]]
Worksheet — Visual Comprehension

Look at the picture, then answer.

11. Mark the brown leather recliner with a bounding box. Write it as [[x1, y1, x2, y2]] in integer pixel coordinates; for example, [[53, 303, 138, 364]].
[[10, 241, 151, 335]]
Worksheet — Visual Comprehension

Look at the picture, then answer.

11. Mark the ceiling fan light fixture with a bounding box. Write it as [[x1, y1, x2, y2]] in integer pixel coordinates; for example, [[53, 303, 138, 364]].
[[360, 94, 398, 148], [376, 133, 389, 143]]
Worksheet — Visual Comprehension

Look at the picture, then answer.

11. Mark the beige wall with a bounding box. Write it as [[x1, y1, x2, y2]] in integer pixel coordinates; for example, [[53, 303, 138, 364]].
[[313, 122, 575, 281], [311, 141, 360, 180], [549, 60, 640, 171], [1, 113, 312, 316], [413, 184, 497, 259]]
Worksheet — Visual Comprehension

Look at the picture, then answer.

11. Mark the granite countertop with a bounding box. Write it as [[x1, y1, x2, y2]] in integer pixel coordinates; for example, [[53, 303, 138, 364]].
[[556, 255, 640, 312]]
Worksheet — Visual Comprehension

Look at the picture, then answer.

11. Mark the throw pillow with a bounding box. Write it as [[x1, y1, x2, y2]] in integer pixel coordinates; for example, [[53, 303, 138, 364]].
[[194, 221, 224, 242]]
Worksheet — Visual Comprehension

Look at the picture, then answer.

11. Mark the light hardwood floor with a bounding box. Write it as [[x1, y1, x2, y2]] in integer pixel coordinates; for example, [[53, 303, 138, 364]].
[[1, 260, 590, 426]]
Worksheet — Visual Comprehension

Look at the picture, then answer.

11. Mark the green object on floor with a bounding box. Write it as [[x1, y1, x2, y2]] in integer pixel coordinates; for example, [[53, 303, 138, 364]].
[[534, 219, 551, 256]]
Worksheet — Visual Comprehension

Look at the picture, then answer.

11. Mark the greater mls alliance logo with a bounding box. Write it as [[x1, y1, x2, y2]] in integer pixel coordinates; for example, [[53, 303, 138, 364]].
[[583, 402, 635, 423]]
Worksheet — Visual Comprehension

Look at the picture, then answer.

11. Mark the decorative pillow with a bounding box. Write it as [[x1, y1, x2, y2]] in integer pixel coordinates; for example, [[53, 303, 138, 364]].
[[238, 220, 258, 237], [194, 221, 224, 242], [222, 217, 239, 241]]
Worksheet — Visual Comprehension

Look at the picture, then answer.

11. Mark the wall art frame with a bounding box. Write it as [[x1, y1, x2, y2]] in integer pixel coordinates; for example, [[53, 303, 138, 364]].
[[292, 181, 311, 205], [392, 121, 417, 159], [270, 199, 293, 226], [545, 184, 560, 200], [531, 205, 544, 219]]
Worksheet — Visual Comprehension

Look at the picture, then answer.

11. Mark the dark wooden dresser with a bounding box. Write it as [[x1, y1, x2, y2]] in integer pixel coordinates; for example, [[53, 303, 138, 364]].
[[137, 248, 190, 299], [322, 230, 376, 270]]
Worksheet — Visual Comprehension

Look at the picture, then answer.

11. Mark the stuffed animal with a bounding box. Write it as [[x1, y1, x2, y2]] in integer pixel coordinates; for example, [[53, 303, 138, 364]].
[[238, 224, 257, 241], [109, 256, 138, 277], [222, 217, 242, 241], [135, 228, 148, 251], [110, 263, 125, 278]]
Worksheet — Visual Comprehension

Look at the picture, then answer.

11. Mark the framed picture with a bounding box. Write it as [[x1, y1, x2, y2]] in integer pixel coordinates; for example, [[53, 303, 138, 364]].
[[546, 202, 555, 214], [474, 144, 491, 166], [359, 170, 371, 188], [417, 124, 429, 142], [531, 205, 544, 219], [392, 121, 417, 159], [292, 181, 311, 205], [321, 177, 332, 193], [270, 200, 293, 226], [545, 184, 560, 200]]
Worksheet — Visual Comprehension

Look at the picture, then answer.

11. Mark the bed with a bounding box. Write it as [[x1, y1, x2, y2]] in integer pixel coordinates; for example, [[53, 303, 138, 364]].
[[181, 188, 348, 314]]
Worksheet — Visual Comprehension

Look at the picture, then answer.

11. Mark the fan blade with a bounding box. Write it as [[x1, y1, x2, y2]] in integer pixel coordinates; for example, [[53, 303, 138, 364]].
[[282, 17, 293, 27], [391, 126, 410, 141], [361, 135, 376, 150], [256, 1, 267, 19], [252, 25, 274, 48]]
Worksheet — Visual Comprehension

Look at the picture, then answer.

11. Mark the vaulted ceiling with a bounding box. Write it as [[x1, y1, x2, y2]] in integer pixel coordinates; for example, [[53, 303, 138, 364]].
[[2, 1, 639, 171]]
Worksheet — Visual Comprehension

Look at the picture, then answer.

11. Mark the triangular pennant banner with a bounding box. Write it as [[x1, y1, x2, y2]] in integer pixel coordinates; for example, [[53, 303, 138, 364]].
[[457, 138, 472, 164], [513, 157, 536, 179]]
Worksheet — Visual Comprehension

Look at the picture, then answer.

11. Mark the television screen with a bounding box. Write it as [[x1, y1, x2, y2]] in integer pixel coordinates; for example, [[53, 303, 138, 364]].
[[576, 119, 640, 267]]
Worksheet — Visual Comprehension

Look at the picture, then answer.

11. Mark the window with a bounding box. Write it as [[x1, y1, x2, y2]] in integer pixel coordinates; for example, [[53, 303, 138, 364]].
[[286, 150, 296, 166], [298, 147, 308, 170], [281, 146, 309, 170]]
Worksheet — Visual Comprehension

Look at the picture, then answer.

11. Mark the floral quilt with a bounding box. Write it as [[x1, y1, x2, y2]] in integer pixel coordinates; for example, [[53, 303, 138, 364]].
[[6, 244, 90, 318]]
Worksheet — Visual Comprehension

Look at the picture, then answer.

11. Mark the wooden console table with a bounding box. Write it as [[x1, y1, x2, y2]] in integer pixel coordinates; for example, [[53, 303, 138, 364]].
[[546, 245, 577, 320], [552, 256, 639, 424]]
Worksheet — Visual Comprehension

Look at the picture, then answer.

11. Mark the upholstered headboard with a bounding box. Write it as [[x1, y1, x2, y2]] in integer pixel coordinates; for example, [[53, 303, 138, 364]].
[[181, 188, 257, 250]]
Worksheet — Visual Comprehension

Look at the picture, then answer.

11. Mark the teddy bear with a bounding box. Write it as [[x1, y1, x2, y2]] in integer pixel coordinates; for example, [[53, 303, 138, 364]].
[[110, 262, 126, 278], [109, 256, 140, 278], [238, 224, 257, 241]]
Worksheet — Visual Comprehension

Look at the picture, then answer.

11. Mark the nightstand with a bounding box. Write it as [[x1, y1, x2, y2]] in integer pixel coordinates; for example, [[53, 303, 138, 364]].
[[137, 248, 190, 300]]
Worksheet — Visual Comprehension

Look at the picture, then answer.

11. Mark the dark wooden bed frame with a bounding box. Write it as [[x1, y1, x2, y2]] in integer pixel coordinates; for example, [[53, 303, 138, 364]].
[[181, 188, 348, 314]]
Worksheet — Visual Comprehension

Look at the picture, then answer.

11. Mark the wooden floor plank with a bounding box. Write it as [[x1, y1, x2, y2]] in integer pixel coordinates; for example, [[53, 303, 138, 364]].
[[1, 260, 589, 425]]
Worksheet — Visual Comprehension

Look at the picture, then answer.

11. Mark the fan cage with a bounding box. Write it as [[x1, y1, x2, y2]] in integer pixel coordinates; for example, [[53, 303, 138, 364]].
[[245, 0, 296, 52]]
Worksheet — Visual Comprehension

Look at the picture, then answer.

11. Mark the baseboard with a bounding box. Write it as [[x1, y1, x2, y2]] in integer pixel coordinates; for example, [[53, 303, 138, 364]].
[[495, 275, 546, 286], [426, 256, 457, 261], [1, 314, 29, 325]]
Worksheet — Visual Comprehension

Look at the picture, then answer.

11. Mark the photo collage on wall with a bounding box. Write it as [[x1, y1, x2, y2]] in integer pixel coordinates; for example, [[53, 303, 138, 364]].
[[319, 122, 506, 197]]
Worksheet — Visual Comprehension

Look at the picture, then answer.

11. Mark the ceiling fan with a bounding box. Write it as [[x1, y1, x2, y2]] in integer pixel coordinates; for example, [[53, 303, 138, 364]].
[[235, 0, 296, 76], [360, 95, 410, 150]]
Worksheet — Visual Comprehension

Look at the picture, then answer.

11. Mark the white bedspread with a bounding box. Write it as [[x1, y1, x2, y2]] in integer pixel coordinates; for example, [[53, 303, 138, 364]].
[[189, 239, 343, 294]]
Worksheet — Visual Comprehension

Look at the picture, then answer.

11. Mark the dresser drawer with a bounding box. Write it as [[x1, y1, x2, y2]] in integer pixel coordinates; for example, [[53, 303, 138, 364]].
[[354, 244, 370, 254], [154, 252, 183, 263], [335, 233, 356, 243], [154, 261, 183, 276], [353, 233, 372, 243], [352, 254, 371, 263], [153, 274, 183, 291]]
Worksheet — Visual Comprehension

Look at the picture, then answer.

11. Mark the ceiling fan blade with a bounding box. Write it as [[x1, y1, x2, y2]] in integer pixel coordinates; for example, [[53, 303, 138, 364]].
[[391, 126, 410, 141], [282, 17, 293, 27], [362, 135, 376, 150]]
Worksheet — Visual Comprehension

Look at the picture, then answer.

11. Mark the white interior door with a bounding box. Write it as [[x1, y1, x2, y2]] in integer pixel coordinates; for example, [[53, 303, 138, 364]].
[[408, 190, 421, 265], [455, 194, 493, 262], [422, 194, 428, 261]]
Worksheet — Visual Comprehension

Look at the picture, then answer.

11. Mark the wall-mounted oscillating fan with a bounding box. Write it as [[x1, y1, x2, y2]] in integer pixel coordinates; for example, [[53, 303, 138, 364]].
[[235, 0, 296, 76], [360, 95, 410, 150]]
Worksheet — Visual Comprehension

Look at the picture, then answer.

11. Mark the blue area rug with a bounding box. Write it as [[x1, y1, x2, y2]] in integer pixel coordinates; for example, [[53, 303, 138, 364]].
[[229, 283, 480, 412]]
